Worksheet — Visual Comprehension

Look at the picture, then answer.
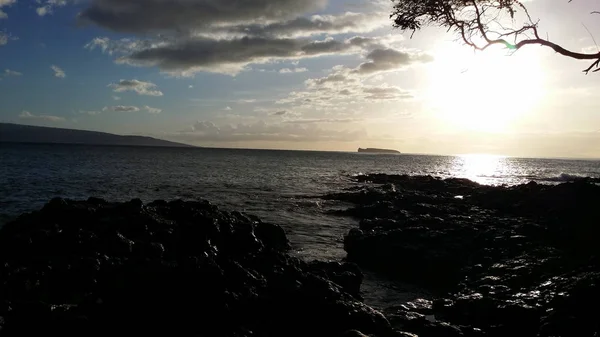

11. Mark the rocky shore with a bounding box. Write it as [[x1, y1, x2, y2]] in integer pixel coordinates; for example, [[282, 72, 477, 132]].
[[1, 175, 599, 337], [0, 198, 392, 337], [325, 174, 600, 337]]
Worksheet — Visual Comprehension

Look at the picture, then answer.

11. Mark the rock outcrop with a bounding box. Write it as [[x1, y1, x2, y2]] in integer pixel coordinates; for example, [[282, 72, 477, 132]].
[[325, 174, 600, 337], [0, 198, 397, 337]]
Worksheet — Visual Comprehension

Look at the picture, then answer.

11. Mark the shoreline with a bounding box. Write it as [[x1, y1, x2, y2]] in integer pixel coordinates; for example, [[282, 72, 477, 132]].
[[1, 175, 599, 336]]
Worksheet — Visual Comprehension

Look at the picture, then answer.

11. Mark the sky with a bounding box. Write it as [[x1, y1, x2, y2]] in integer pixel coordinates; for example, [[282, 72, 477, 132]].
[[0, 0, 599, 158]]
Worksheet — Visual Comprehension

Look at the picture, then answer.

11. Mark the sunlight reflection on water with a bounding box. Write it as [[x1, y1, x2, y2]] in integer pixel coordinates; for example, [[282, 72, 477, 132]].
[[451, 154, 518, 185]]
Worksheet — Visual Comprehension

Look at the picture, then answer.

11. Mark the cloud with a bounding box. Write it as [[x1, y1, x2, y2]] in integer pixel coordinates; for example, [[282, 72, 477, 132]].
[[305, 66, 357, 87], [78, 0, 386, 42], [115, 37, 361, 75], [283, 118, 362, 124], [217, 12, 387, 38], [51, 65, 66, 78], [354, 48, 434, 75], [271, 110, 289, 116], [36, 7, 50, 16], [279, 45, 428, 109], [0, 31, 10, 45], [106, 36, 370, 76], [79, 0, 327, 33], [84, 37, 152, 55], [279, 67, 308, 74], [0, 0, 15, 19], [102, 105, 140, 112], [4, 69, 22, 76], [108, 79, 163, 96], [223, 106, 232, 111], [280, 82, 413, 108], [36, 0, 69, 17], [363, 85, 413, 100], [79, 110, 102, 115], [0, 31, 18, 46], [112, 95, 121, 100], [173, 119, 366, 143], [18, 110, 65, 122], [582, 45, 600, 54], [144, 105, 162, 114], [81, 105, 160, 114], [81, 0, 396, 77]]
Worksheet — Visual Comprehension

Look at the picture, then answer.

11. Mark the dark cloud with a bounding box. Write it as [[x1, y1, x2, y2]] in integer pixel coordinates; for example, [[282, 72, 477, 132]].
[[222, 12, 386, 38], [117, 36, 363, 75], [79, 0, 327, 33], [355, 48, 434, 74], [303, 47, 431, 89], [346, 36, 382, 48]]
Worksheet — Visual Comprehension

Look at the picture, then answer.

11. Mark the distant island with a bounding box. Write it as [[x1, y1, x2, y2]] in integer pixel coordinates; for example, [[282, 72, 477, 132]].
[[358, 148, 401, 154], [0, 123, 192, 148]]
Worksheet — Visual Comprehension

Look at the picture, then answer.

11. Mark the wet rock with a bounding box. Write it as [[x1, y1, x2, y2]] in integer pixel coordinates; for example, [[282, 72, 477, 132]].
[[0, 198, 396, 337], [340, 330, 370, 337], [325, 174, 600, 337], [254, 221, 290, 251], [308, 261, 364, 299]]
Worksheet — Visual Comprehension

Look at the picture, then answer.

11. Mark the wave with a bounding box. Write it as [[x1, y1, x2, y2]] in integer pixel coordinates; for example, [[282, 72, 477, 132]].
[[537, 173, 599, 183], [344, 171, 599, 186]]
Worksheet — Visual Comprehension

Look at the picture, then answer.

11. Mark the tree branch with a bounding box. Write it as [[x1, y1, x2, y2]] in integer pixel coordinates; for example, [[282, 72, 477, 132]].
[[392, 0, 600, 74]]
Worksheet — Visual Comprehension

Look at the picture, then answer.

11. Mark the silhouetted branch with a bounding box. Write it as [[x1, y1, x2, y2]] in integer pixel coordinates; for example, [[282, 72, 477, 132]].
[[391, 0, 600, 74]]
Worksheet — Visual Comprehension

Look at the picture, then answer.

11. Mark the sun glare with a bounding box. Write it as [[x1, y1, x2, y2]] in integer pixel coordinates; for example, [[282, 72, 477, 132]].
[[451, 154, 509, 185], [424, 44, 546, 133]]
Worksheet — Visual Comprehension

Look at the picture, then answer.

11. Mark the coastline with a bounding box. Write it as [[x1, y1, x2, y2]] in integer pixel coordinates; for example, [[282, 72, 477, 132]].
[[1, 175, 599, 336]]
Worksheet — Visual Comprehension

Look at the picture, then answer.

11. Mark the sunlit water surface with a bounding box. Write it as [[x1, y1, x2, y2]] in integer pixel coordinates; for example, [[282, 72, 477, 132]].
[[1, 144, 599, 309]]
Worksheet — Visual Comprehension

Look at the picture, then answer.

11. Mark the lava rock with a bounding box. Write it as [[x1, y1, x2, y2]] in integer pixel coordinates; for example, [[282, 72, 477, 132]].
[[0, 198, 396, 337], [325, 174, 600, 337]]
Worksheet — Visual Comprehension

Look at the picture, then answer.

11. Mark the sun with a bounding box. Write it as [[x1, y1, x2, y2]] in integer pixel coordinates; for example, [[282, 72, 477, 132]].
[[423, 43, 546, 133]]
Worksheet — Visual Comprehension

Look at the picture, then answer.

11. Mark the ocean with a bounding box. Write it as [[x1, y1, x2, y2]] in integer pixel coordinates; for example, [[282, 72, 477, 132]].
[[1, 143, 599, 308]]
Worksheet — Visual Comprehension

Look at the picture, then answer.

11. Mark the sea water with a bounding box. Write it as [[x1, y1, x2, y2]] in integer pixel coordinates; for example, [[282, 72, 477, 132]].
[[1, 143, 599, 308]]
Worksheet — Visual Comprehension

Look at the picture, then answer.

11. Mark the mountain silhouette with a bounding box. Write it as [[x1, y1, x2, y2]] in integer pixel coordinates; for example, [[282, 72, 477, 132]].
[[0, 123, 192, 148]]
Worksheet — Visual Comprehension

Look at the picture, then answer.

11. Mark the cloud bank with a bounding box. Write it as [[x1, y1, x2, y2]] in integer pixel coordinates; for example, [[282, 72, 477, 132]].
[[82, 0, 392, 75], [172, 120, 366, 143], [79, 0, 328, 33]]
